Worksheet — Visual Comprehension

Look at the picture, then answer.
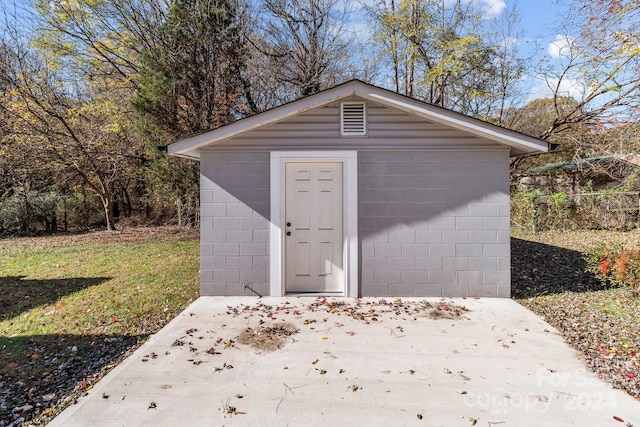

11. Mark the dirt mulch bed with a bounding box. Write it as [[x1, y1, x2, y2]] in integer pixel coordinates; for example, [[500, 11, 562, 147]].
[[237, 323, 300, 352]]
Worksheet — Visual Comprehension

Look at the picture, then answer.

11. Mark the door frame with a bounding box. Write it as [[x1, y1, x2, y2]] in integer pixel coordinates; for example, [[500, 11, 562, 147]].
[[270, 151, 358, 297]]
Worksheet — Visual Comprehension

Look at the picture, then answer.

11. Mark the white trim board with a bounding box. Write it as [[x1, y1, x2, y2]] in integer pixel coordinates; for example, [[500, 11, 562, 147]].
[[270, 151, 358, 297], [167, 80, 549, 159]]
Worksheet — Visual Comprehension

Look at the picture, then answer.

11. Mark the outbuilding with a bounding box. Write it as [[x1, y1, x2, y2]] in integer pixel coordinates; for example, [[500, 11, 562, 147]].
[[168, 80, 548, 298]]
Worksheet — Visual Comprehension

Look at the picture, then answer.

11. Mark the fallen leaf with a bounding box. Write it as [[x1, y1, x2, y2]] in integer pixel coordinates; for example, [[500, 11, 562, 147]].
[[457, 389, 468, 395], [613, 416, 624, 422], [321, 336, 329, 340], [625, 372, 635, 379], [468, 417, 478, 426], [311, 358, 319, 365]]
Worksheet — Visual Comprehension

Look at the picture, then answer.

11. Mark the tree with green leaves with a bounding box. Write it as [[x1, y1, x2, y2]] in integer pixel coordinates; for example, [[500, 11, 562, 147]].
[[366, 0, 518, 118], [0, 34, 140, 231], [132, 0, 252, 224], [133, 0, 252, 136]]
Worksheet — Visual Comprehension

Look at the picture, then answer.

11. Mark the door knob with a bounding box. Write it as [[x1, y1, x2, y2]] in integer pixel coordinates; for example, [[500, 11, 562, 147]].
[[286, 231, 291, 236]]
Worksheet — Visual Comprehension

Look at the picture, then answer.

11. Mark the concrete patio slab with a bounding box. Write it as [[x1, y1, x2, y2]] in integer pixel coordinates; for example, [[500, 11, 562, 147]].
[[49, 297, 640, 426]]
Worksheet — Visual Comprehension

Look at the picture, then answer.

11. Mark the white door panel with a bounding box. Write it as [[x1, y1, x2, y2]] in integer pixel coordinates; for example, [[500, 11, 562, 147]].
[[285, 162, 343, 292]]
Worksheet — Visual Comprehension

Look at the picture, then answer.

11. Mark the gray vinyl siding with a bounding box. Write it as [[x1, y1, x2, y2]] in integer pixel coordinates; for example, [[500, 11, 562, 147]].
[[198, 98, 512, 298], [204, 100, 495, 151], [200, 151, 270, 296], [359, 150, 511, 298]]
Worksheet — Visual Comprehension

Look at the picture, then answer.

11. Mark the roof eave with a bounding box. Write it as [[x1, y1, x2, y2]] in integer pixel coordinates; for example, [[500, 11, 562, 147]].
[[167, 80, 548, 158], [355, 89, 548, 156], [167, 81, 360, 157]]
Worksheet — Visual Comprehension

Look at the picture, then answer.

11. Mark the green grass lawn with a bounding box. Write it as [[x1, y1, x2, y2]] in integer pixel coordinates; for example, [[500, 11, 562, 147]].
[[2, 226, 639, 424], [0, 229, 199, 424]]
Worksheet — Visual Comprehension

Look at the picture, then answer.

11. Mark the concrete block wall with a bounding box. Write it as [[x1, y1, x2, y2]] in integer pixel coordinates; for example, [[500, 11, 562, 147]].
[[200, 151, 270, 296], [359, 150, 511, 297]]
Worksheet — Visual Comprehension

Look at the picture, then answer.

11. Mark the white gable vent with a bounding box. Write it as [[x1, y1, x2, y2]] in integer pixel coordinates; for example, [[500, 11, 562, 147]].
[[341, 101, 366, 136]]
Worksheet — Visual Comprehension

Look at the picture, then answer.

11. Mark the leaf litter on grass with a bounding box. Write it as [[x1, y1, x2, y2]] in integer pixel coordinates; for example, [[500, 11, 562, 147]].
[[0, 227, 199, 427], [513, 229, 640, 399]]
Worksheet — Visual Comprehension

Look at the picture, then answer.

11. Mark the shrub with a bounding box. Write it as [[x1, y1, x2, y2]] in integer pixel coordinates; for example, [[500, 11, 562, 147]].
[[584, 244, 640, 297], [511, 189, 540, 232]]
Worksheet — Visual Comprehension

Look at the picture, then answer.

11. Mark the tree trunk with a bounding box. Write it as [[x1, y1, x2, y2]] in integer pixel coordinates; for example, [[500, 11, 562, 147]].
[[100, 193, 116, 231], [122, 187, 132, 217], [63, 195, 68, 231], [176, 196, 183, 226], [21, 191, 30, 234]]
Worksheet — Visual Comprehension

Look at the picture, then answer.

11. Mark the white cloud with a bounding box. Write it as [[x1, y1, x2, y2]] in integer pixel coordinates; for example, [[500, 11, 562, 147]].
[[478, 0, 506, 17], [548, 35, 576, 59], [548, 76, 586, 99], [525, 74, 586, 104]]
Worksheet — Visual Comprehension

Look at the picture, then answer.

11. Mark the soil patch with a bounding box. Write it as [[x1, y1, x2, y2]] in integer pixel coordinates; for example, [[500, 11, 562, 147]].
[[236, 323, 299, 352]]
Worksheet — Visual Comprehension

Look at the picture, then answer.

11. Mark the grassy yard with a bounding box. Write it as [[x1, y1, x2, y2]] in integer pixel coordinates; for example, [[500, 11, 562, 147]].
[[0, 227, 199, 426], [2, 226, 640, 425]]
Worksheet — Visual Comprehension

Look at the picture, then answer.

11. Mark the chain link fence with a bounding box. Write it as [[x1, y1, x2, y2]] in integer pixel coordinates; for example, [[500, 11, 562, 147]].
[[511, 190, 640, 232]]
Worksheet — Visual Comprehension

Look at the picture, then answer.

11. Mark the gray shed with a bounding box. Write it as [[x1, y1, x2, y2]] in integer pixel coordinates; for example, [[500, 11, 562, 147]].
[[168, 80, 548, 298]]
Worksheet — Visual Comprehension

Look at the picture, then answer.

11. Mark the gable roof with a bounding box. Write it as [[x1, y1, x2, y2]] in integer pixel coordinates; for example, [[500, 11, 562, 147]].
[[167, 79, 549, 159]]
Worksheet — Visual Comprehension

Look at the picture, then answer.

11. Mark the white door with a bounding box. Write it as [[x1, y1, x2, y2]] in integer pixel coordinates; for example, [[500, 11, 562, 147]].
[[285, 162, 343, 293]]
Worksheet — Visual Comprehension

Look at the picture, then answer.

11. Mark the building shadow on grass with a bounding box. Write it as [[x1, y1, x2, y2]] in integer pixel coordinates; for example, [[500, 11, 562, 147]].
[[0, 276, 111, 320], [511, 238, 605, 299], [0, 332, 148, 425]]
